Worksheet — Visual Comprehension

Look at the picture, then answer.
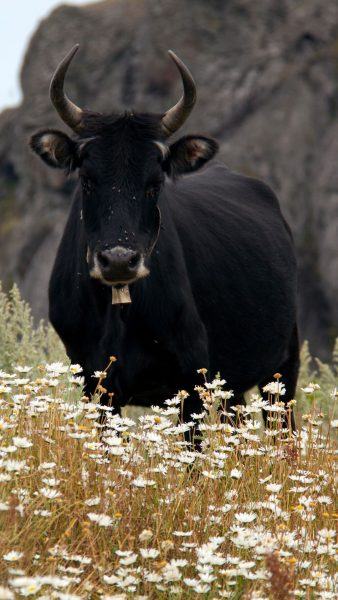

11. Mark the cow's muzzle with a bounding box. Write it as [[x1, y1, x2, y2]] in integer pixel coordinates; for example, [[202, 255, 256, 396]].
[[90, 246, 149, 285]]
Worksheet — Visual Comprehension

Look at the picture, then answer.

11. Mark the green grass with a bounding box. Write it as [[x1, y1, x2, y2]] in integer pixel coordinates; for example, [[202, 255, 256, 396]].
[[0, 283, 65, 371]]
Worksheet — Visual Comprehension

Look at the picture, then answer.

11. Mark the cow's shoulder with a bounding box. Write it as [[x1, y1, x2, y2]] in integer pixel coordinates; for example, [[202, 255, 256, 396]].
[[164, 161, 283, 228]]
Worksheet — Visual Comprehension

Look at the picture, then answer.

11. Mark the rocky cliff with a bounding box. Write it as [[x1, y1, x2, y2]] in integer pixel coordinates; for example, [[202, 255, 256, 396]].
[[0, 0, 337, 357]]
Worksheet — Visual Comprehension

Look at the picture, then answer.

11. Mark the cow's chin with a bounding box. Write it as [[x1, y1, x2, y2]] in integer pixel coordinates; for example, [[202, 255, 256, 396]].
[[89, 262, 150, 287], [98, 275, 143, 287]]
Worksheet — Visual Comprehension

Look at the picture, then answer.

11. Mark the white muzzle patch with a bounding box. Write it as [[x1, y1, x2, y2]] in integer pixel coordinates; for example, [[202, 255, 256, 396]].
[[87, 248, 149, 304]]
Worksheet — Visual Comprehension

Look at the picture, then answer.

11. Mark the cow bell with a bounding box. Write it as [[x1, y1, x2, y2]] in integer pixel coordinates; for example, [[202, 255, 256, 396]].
[[112, 285, 131, 305]]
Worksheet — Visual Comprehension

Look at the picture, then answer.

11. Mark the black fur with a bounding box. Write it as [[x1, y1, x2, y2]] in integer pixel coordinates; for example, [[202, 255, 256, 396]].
[[30, 112, 299, 428]]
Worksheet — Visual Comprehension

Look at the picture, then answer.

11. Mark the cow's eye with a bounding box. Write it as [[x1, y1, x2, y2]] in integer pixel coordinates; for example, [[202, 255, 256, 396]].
[[145, 181, 162, 199], [145, 187, 157, 199]]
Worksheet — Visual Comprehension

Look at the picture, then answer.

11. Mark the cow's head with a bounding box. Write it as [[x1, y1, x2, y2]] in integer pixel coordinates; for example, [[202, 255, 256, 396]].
[[30, 46, 218, 286]]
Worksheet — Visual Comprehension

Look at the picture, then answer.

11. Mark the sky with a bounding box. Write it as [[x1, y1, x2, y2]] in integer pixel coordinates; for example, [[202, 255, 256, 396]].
[[0, 0, 100, 112]]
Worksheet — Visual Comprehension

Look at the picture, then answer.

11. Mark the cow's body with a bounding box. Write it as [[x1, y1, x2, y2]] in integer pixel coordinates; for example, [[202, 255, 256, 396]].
[[31, 46, 299, 429], [49, 161, 298, 412]]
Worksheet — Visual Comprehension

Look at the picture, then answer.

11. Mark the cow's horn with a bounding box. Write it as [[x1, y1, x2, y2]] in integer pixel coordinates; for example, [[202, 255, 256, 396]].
[[50, 44, 84, 132], [160, 50, 196, 137]]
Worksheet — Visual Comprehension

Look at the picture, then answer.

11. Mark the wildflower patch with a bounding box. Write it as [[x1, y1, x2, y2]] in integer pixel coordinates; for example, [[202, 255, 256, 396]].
[[0, 362, 336, 598]]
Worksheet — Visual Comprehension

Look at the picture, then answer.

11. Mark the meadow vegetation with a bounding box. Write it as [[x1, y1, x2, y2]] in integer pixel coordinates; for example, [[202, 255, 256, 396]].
[[0, 285, 336, 599]]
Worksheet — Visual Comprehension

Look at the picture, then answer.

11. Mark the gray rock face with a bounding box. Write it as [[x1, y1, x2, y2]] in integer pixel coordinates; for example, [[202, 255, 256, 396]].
[[0, 0, 337, 358]]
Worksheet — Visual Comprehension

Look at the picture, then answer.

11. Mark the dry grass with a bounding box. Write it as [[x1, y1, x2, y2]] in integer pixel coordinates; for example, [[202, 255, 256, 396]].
[[0, 286, 336, 599]]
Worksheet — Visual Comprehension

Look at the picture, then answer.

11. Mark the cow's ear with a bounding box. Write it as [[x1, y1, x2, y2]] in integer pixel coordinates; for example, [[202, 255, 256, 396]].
[[163, 135, 218, 177], [29, 129, 79, 171]]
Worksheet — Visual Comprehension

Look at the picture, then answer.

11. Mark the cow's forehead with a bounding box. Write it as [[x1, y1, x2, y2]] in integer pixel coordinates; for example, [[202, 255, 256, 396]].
[[79, 112, 164, 142], [78, 113, 166, 171]]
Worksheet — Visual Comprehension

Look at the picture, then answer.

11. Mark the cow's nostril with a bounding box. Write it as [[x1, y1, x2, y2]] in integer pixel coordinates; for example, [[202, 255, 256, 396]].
[[128, 252, 141, 269]]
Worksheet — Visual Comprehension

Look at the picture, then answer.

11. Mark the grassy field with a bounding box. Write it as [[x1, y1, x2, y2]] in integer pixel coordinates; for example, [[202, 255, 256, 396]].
[[0, 285, 336, 599]]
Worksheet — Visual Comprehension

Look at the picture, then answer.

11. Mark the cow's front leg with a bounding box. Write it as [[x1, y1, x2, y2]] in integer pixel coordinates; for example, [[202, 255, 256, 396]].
[[65, 341, 122, 424], [167, 312, 209, 449], [181, 388, 205, 451], [69, 360, 120, 433], [77, 308, 126, 414]]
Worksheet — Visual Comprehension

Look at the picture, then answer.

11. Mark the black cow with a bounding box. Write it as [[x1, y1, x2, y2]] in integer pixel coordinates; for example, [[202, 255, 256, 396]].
[[30, 46, 299, 431]]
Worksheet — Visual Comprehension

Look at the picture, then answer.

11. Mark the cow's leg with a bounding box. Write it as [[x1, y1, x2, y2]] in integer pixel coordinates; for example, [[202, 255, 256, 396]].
[[167, 313, 209, 449], [63, 301, 125, 390], [258, 325, 299, 432], [65, 344, 97, 395], [221, 393, 246, 424], [65, 342, 122, 429], [81, 368, 97, 398], [181, 390, 204, 450]]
